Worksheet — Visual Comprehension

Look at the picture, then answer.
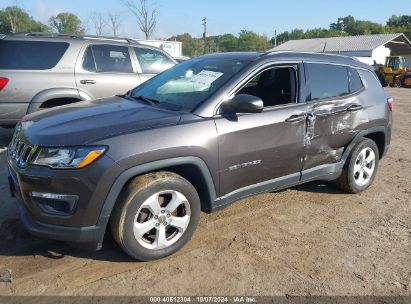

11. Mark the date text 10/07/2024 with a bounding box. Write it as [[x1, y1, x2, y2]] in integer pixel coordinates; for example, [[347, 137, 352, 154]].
[[149, 297, 257, 303]]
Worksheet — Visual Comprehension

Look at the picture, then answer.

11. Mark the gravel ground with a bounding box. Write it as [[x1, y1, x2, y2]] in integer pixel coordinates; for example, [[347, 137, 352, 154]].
[[0, 88, 409, 296]]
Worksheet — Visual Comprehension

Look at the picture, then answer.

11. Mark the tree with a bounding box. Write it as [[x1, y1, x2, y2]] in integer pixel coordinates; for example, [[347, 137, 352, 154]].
[[124, 0, 157, 39], [49, 12, 85, 35], [304, 27, 342, 39], [90, 12, 106, 36], [168, 33, 199, 57], [108, 12, 122, 37], [217, 34, 238, 52], [387, 15, 411, 28], [274, 15, 393, 47], [330, 16, 385, 36], [0, 6, 49, 34], [238, 30, 271, 51], [273, 29, 306, 45], [386, 15, 411, 41]]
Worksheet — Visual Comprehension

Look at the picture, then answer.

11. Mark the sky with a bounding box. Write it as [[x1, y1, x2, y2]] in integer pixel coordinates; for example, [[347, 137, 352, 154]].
[[1, 0, 411, 39]]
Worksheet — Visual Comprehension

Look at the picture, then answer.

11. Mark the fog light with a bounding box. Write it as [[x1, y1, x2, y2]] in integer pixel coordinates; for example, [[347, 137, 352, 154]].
[[30, 192, 78, 216]]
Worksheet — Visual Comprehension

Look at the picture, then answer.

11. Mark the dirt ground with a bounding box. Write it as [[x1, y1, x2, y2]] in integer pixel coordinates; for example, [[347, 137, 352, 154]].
[[0, 88, 409, 296]]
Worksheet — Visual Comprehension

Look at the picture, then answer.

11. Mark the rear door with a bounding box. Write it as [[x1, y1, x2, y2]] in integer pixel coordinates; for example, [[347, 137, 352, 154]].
[[132, 46, 176, 83], [302, 63, 365, 172], [75, 43, 141, 100]]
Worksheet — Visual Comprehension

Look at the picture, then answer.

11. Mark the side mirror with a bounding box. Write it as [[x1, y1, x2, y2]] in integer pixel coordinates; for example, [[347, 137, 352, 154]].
[[222, 94, 264, 114]]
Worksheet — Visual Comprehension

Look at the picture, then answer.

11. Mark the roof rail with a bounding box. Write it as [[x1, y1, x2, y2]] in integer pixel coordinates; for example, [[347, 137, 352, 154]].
[[264, 50, 357, 61], [10, 32, 140, 44], [81, 35, 140, 44], [12, 32, 78, 38]]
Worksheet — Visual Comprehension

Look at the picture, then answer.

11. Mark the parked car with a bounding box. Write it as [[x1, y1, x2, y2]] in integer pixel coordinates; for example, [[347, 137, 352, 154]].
[[0, 33, 176, 127], [7, 51, 392, 261]]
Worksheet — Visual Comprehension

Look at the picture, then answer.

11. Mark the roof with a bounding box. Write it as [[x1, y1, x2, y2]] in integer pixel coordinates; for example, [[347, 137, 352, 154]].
[[197, 51, 373, 71], [199, 52, 262, 61], [270, 33, 411, 55]]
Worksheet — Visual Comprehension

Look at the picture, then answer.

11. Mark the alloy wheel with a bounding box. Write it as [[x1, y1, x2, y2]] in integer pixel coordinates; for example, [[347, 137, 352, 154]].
[[133, 190, 191, 250], [353, 147, 376, 187]]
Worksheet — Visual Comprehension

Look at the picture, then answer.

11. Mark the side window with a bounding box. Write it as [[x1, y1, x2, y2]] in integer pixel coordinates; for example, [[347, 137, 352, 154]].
[[82, 47, 96, 71], [134, 47, 175, 74], [237, 66, 297, 107], [82, 44, 133, 73], [349, 68, 363, 93], [0, 40, 69, 70], [306, 64, 349, 101]]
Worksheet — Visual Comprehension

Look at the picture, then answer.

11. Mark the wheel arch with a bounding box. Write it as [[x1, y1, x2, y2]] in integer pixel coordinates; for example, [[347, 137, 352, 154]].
[[27, 88, 91, 114], [98, 157, 217, 228], [341, 126, 388, 164], [363, 131, 386, 158]]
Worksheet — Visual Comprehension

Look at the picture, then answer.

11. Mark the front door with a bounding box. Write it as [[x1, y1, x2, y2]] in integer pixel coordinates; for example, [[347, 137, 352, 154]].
[[132, 46, 176, 84], [215, 65, 308, 197]]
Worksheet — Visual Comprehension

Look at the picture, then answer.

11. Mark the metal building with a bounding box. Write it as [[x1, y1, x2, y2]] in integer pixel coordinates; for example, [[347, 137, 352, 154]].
[[270, 33, 411, 66]]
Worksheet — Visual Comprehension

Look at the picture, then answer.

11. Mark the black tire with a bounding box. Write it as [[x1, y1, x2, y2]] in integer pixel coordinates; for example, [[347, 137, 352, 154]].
[[334, 138, 379, 194], [376, 72, 386, 87], [402, 73, 411, 88], [110, 172, 201, 261]]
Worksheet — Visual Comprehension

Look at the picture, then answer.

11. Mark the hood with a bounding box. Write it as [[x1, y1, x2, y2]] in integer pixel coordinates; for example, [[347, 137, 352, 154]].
[[19, 96, 182, 146]]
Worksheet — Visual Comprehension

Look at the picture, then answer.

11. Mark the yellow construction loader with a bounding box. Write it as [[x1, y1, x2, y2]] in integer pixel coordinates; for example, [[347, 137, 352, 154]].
[[375, 56, 411, 88]]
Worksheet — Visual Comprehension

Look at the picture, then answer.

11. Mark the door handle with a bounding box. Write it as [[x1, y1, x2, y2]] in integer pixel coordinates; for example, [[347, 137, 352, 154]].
[[285, 114, 306, 123], [346, 104, 363, 112], [80, 80, 96, 84]]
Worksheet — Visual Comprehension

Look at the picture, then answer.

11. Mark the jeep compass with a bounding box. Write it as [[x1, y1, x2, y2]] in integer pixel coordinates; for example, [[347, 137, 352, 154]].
[[7, 51, 392, 261]]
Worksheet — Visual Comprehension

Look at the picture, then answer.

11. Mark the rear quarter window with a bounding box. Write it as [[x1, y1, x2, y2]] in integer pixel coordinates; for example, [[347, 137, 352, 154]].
[[0, 40, 69, 70], [349, 68, 364, 93], [306, 63, 349, 101]]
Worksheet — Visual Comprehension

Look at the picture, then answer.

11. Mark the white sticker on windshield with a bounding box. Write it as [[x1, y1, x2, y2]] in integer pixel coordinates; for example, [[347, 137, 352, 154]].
[[190, 70, 224, 86]]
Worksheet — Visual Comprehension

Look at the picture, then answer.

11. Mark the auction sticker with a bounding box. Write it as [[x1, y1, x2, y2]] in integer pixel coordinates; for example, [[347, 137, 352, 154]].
[[190, 70, 224, 86]]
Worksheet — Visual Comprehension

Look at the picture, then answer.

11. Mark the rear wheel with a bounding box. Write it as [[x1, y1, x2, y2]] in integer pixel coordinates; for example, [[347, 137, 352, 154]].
[[334, 138, 379, 193], [402, 73, 411, 88], [394, 76, 402, 87], [110, 172, 201, 261]]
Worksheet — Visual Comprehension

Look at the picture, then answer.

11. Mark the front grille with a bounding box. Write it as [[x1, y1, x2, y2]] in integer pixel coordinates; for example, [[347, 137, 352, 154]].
[[8, 135, 35, 168]]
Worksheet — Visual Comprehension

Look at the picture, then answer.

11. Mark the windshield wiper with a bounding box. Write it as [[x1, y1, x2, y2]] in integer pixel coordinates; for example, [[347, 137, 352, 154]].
[[131, 95, 161, 106]]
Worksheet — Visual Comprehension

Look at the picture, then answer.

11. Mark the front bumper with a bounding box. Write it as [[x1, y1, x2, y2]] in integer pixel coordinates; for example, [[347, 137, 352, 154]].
[[6, 154, 118, 250], [17, 200, 104, 250]]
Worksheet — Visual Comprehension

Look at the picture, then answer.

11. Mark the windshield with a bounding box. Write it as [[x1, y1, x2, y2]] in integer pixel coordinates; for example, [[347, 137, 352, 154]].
[[386, 57, 404, 70], [130, 57, 249, 111]]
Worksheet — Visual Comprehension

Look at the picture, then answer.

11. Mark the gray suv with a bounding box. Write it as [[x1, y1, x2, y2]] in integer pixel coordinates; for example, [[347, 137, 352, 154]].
[[7, 51, 392, 261], [0, 33, 176, 127]]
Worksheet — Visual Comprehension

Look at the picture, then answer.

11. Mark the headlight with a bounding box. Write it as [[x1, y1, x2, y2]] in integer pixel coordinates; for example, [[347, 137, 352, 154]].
[[32, 146, 106, 169]]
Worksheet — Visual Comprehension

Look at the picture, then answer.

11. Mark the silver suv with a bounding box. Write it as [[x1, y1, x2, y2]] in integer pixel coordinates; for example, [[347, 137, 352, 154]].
[[0, 33, 176, 127]]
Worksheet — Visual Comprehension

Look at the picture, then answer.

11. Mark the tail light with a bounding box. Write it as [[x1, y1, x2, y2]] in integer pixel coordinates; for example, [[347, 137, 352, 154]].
[[387, 97, 393, 112], [0, 77, 8, 91]]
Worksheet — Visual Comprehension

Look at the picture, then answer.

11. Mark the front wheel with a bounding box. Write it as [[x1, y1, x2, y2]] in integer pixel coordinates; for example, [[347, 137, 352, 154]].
[[376, 72, 386, 87], [334, 138, 379, 193], [110, 172, 201, 261]]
